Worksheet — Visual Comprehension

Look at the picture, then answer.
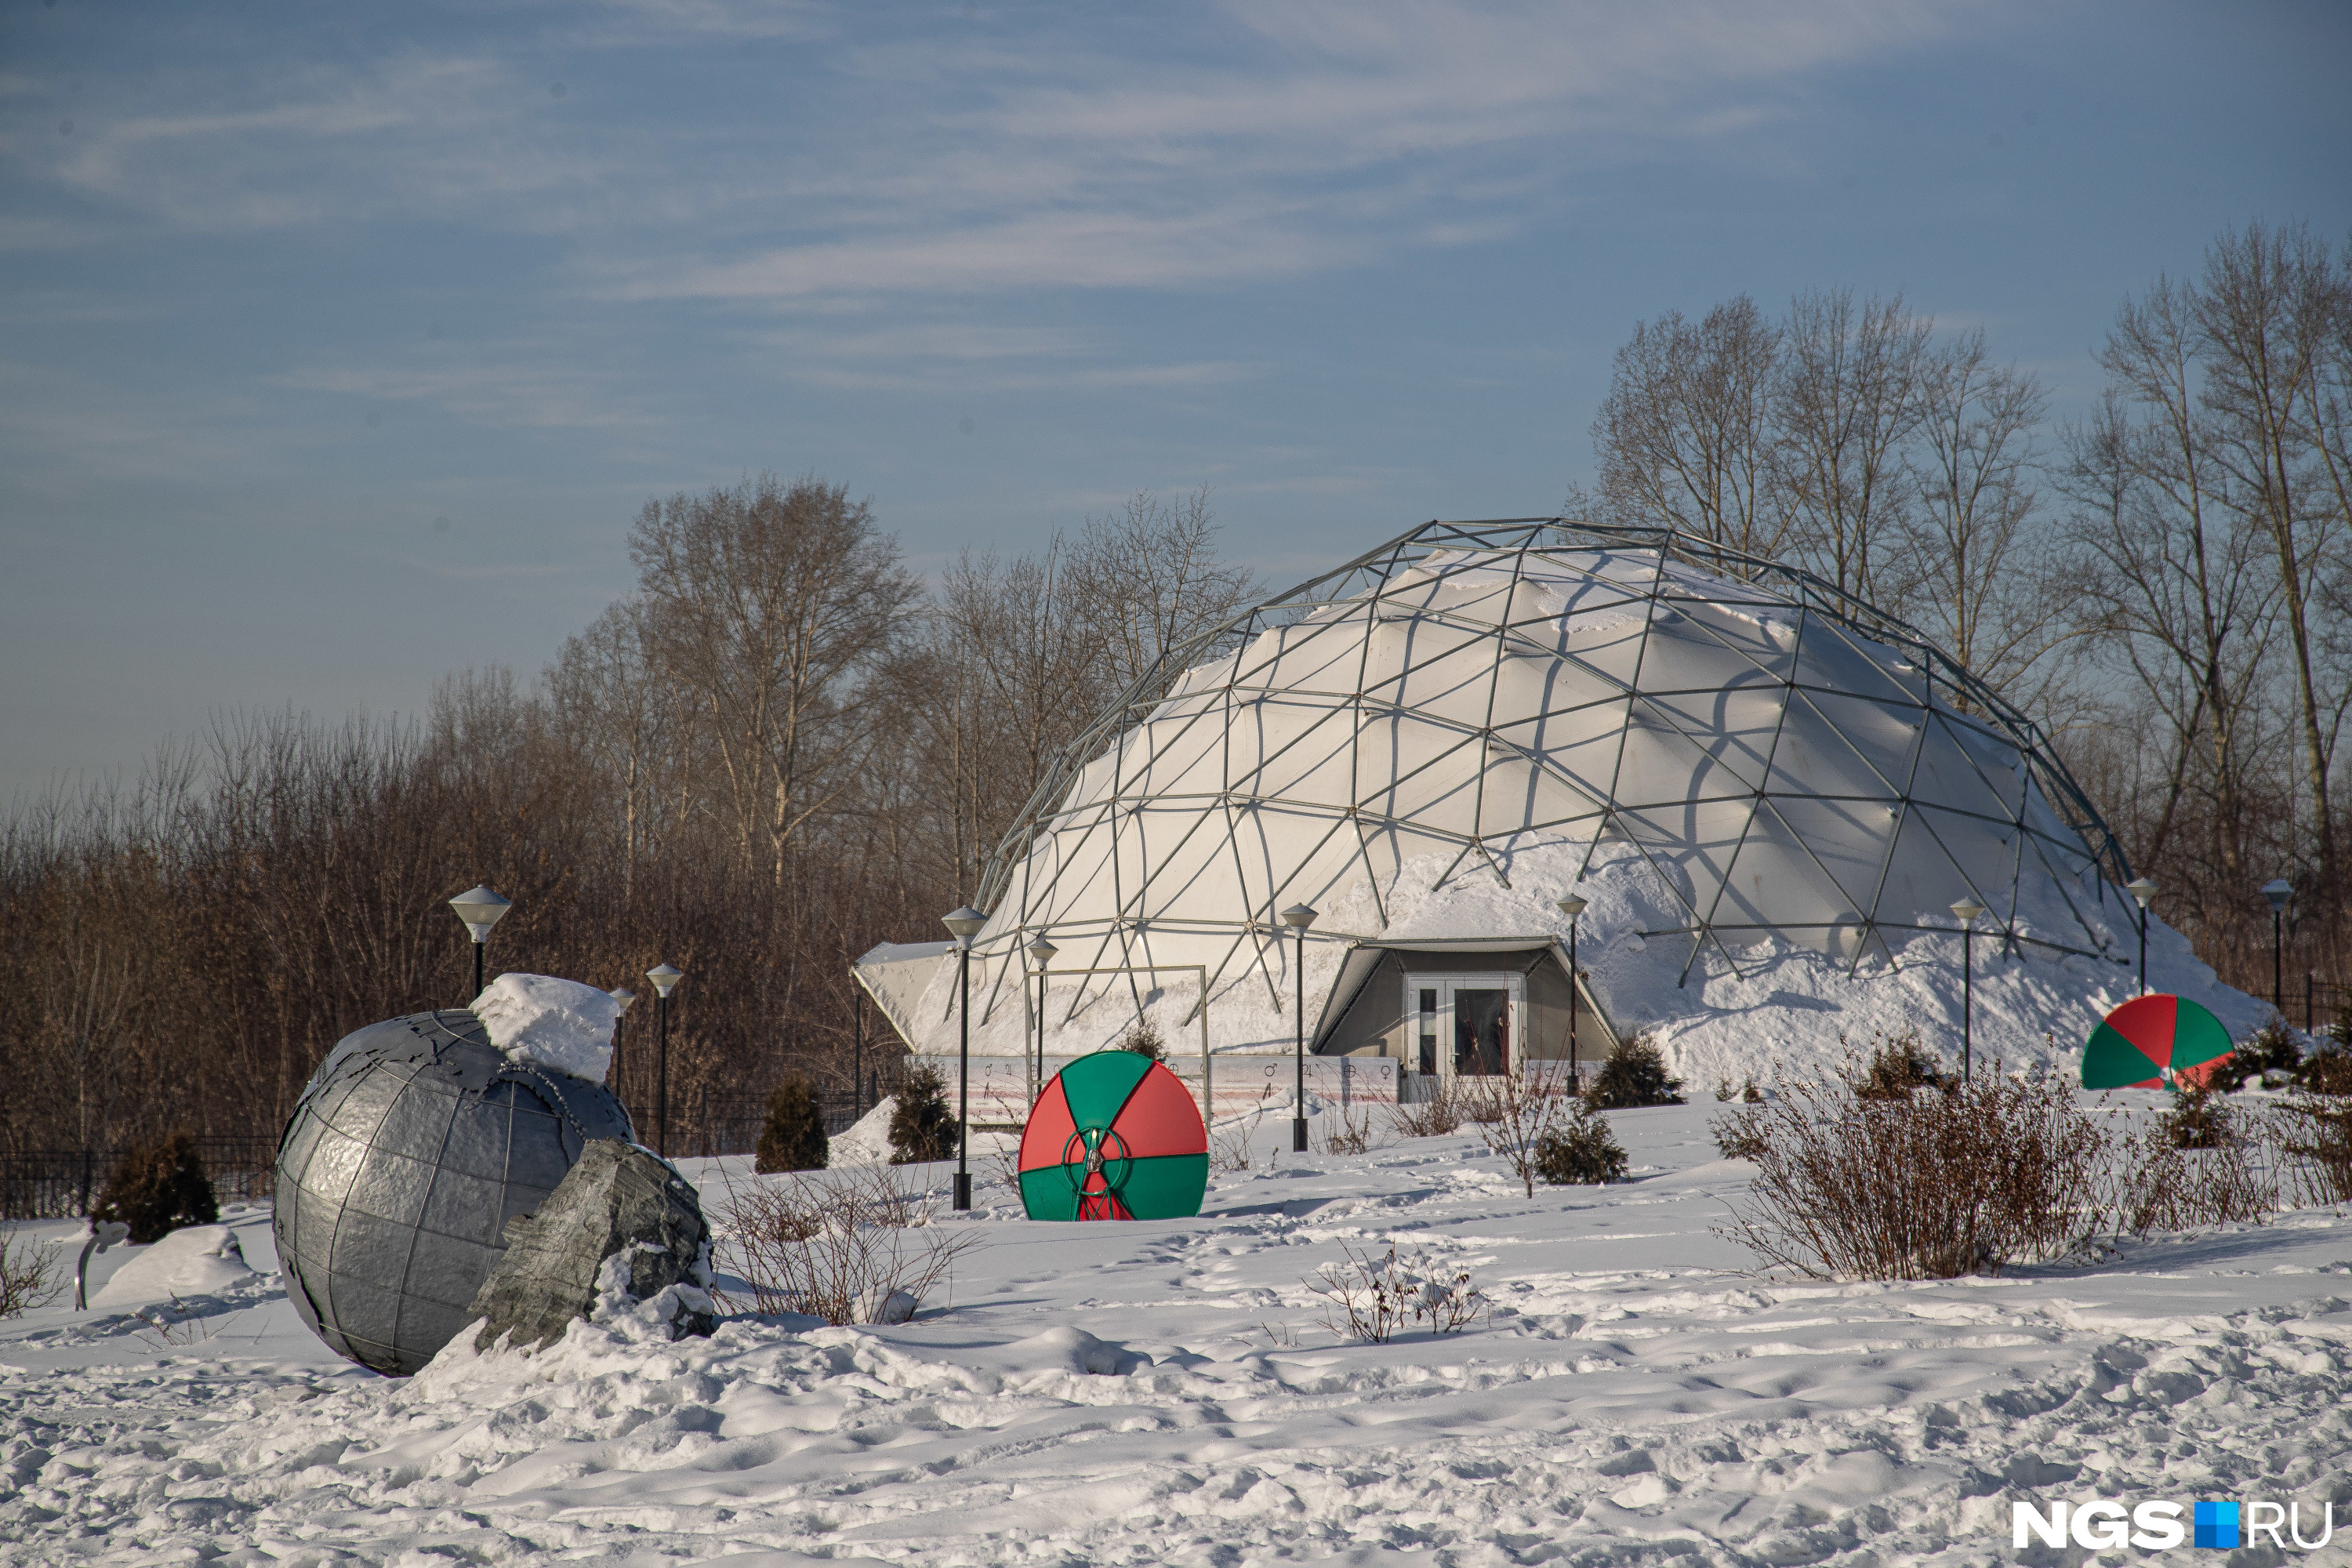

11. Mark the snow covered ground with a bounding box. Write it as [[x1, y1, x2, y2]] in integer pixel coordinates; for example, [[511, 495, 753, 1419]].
[[7, 1099, 2352, 1566]]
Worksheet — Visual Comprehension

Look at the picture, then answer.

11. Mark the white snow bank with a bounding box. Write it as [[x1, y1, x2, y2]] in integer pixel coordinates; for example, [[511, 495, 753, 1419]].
[[470, 971, 622, 1081], [829, 1096, 898, 1166], [88, 1224, 252, 1307]]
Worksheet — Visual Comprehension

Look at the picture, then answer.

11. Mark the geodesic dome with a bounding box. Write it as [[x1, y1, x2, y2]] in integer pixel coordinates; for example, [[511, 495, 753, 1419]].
[[274, 1010, 634, 1375], [922, 518, 2135, 1054]]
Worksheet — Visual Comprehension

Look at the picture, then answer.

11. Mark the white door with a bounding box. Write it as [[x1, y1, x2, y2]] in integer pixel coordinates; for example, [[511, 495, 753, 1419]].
[[1403, 972, 1524, 1081]]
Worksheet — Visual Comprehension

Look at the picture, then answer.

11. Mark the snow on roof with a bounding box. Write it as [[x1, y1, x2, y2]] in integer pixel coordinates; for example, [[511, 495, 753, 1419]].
[[855, 941, 956, 1044], [889, 519, 2259, 1080]]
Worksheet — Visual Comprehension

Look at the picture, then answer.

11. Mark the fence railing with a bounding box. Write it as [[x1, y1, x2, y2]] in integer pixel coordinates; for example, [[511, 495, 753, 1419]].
[[2, 1090, 882, 1220]]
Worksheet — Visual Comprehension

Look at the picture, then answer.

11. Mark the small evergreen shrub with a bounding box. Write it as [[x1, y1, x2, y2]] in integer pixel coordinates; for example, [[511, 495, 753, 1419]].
[[1118, 1018, 1169, 1065], [1534, 1101, 1629, 1185], [1584, 1033, 1684, 1109], [2294, 1048, 2352, 1096], [2158, 1082, 2232, 1149], [1850, 1030, 1948, 1100], [888, 1065, 956, 1165], [2234, 1018, 2303, 1082], [93, 1131, 218, 1244], [756, 1076, 830, 1173]]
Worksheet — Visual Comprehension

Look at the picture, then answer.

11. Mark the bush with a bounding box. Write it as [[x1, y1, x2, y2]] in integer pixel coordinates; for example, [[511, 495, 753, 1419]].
[[0, 1232, 64, 1319], [2294, 1048, 2352, 1096], [1713, 1067, 2107, 1279], [1713, 1075, 1764, 1104], [1474, 1059, 1581, 1196], [1308, 1240, 1484, 1342], [1585, 1033, 1684, 1109], [1118, 1019, 1169, 1065], [1390, 1079, 1465, 1138], [720, 1166, 982, 1325], [2277, 1094, 2352, 1204], [2158, 1082, 2232, 1149], [1534, 1100, 1628, 1185], [888, 1065, 956, 1164], [1849, 1030, 1947, 1099], [2235, 1017, 2303, 1082], [755, 1076, 829, 1174], [93, 1131, 218, 1244]]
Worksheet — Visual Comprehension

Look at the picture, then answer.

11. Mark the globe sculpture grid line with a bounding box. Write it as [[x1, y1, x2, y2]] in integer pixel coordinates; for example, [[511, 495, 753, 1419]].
[[940, 517, 2132, 1043]]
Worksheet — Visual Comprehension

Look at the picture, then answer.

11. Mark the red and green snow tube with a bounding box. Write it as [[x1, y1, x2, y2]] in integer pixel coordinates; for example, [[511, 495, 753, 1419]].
[[2082, 993, 2237, 1090], [1018, 1051, 1207, 1221]]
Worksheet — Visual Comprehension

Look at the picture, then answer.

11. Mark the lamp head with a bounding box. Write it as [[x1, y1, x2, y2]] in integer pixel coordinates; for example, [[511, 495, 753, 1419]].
[[608, 986, 636, 1014], [2125, 876, 2158, 909], [448, 884, 511, 943], [942, 906, 988, 945], [646, 963, 682, 998], [1555, 894, 1588, 920], [1950, 897, 1986, 924], [1026, 933, 1058, 961], [1280, 903, 1318, 931], [2262, 878, 2293, 912]]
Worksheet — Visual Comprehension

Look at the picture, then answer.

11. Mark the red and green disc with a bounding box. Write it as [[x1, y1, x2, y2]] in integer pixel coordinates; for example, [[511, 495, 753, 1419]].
[[1018, 1052, 1207, 1221], [2082, 994, 2237, 1089]]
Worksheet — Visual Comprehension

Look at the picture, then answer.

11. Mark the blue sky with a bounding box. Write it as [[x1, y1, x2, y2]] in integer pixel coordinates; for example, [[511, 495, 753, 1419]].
[[3, 0, 2348, 800]]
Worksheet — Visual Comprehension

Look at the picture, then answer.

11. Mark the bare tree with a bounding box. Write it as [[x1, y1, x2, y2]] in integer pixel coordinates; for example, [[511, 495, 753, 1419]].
[[1593, 295, 1788, 560], [2197, 223, 2350, 895], [1904, 329, 2060, 699], [1774, 288, 1933, 604], [1062, 488, 1261, 695], [630, 474, 918, 885]]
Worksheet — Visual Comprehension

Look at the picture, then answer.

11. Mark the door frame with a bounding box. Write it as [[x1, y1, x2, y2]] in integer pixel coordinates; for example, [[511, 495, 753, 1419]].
[[1402, 971, 1526, 1082]]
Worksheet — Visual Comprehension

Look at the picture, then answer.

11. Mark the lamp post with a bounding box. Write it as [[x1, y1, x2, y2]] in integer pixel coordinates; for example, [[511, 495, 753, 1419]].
[[2125, 877, 2158, 996], [1026, 933, 1058, 1105], [2263, 879, 2292, 1017], [607, 987, 634, 1093], [1282, 904, 1318, 1152], [646, 964, 681, 1157], [1556, 895, 1588, 1088], [1951, 898, 1985, 1083], [448, 885, 511, 1001], [942, 906, 989, 1211]]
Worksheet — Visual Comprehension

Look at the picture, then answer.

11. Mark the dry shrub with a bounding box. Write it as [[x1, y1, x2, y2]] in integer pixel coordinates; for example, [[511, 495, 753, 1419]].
[[1211, 1084, 1279, 1174], [2120, 1123, 2276, 1232], [1534, 1100, 1628, 1185], [2234, 1017, 2303, 1080], [1118, 1019, 1169, 1065], [720, 1165, 981, 1325], [2293, 1050, 2352, 1096], [1475, 1060, 1582, 1196], [1390, 1080, 1467, 1138], [2274, 1094, 2352, 1204], [1714, 1067, 2108, 1279], [0, 1231, 64, 1318], [1847, 1029, 1948, 1099], [1713, 1076, 1764, 1104], [1314, 1100, 1384, 1156], [2158, 1083, 2231, 1149], [1309, 1240, 1484, 1342]]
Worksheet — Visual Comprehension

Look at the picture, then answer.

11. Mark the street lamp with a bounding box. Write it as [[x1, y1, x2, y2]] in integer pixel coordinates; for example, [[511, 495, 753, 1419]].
[[646, 964, 681, 1157], [1026, 933, 1058, 1105], [1556, 894, 1588, 1087], [1282, 904, 1318, 1152], [2125, 877, 2158, 996], [448, 885, 511, 1001], [1951, 898, 1985, 1083], [942, 906, 989, 1211], [2263, 879, 2292, 1016], [607, 987, 634, 1093]]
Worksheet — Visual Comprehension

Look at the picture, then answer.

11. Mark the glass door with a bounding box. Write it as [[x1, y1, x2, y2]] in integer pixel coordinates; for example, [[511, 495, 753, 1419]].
[[1403, 972, 1523, 1082]]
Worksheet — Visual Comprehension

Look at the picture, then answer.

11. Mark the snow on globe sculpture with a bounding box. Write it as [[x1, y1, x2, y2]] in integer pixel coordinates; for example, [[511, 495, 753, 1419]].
[[273, 975, 636, 1375]]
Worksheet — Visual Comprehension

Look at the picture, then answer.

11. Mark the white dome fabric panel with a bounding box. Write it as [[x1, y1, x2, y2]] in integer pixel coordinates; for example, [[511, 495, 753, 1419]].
[[930, 520, 2131, 1054]]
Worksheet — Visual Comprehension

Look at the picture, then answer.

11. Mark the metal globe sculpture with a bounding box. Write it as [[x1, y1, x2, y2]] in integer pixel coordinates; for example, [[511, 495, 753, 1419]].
[[1018, 1051, 1208, 1221], [273, 1009, 634, 1374]]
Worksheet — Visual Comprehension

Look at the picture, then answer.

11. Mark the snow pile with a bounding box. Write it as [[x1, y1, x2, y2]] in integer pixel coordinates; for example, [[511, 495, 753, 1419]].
[[469, 971, 622, 1081], [829, 1095, 899, 1166], [86, 1224, 252, 1308], [8, 1112, 2352, 1565]]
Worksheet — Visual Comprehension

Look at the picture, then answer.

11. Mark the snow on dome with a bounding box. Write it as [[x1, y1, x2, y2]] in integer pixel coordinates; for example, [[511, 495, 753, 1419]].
[[897, 519, 2262, 1081], [471, 973, 623, 1082]]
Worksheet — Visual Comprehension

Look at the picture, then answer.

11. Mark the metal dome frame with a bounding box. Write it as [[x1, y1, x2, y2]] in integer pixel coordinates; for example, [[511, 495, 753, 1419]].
[[961, 517, 2133, 1036]]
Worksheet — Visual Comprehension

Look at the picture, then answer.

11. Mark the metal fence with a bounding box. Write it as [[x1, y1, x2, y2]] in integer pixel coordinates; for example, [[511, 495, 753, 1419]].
[[2309, 975, 2352, 1036], [0, 1137, 281, 1221]]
